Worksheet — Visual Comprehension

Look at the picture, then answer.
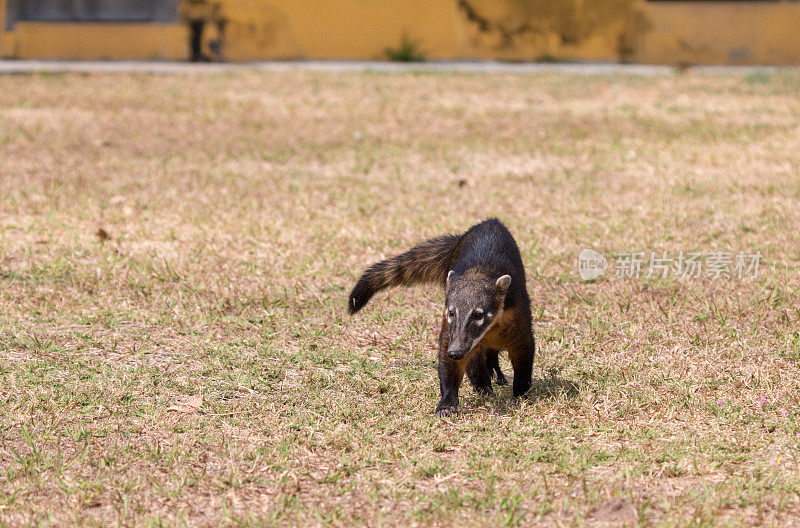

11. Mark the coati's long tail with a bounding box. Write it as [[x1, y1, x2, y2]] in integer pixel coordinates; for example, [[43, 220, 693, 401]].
[[348, 234, 461, 314]]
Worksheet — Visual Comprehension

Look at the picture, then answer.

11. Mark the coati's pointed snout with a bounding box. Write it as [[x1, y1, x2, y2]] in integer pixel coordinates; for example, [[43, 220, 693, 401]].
[[447, 348, 466, 360]]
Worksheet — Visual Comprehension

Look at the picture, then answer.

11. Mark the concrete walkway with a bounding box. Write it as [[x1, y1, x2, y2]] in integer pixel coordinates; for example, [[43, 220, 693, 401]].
[[0, 59, 792, 75]]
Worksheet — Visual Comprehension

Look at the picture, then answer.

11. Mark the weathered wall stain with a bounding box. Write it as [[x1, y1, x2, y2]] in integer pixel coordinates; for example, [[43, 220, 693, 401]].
[[457, 0, 638, 47], [454, 0, 644, 60], [181, 1, 301, 61]]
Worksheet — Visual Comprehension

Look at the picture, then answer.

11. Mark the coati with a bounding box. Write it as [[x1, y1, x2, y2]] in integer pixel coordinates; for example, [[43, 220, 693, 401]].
[[348, 218, 534, 416]]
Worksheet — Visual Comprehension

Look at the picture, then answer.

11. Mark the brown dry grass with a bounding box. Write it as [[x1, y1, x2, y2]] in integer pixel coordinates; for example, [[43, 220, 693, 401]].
[[1, 68, 800, 527]]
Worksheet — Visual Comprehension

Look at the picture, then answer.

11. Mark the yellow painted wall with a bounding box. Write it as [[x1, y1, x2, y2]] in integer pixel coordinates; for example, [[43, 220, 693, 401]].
[[0, 0, 186, 60], [221, 1, 462, 61], [2, 23, 187, 60], [0, 0, 9, 55], [2, 0, 800, 65], [637, 1, 800, 65], [208, 0, 632, 62]]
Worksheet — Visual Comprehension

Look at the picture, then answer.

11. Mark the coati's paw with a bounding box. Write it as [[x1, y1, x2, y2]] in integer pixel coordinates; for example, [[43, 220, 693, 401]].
[[474, 385, 494, 396], [494, 372, 508, 386], [435, 404, 459, 418], [512, 381, 532, 398]]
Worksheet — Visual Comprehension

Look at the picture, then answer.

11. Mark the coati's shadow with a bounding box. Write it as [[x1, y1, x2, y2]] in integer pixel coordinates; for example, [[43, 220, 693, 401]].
[[467, 374, 580, 415], [525, 375, 580, 402]]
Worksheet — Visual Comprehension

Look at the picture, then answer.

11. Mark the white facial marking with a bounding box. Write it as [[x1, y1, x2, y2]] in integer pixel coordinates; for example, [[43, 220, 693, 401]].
[[474, 318, 484, 326], [469, 307, 503, 352]]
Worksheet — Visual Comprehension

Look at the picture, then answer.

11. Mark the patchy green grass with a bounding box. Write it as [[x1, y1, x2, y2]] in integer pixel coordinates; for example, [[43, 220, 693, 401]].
[[1, 69, 800, 527]]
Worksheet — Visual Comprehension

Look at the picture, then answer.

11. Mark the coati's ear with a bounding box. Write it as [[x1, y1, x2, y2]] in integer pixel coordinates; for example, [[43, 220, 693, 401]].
[[446, 270, 456, 290], [495, 275, 511, 294]]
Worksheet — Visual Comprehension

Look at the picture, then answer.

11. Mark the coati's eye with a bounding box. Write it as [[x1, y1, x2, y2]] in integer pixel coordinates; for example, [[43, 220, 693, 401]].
[[447, 307, 455, 319], [473, 311, 483, 319]]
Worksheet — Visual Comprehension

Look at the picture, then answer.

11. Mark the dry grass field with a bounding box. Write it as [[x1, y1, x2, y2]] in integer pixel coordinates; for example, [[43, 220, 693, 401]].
[[1, 68, 800, 527]]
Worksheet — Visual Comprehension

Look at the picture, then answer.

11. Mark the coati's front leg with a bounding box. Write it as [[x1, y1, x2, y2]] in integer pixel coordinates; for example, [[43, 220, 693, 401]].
[[508, 326, 535, 398], [436, 316, 465, 417]]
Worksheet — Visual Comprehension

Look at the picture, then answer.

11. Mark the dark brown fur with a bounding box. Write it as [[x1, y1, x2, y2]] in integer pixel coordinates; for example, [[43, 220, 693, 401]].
[[348, 234, 460, 315], [348, 219, 534, 416]]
